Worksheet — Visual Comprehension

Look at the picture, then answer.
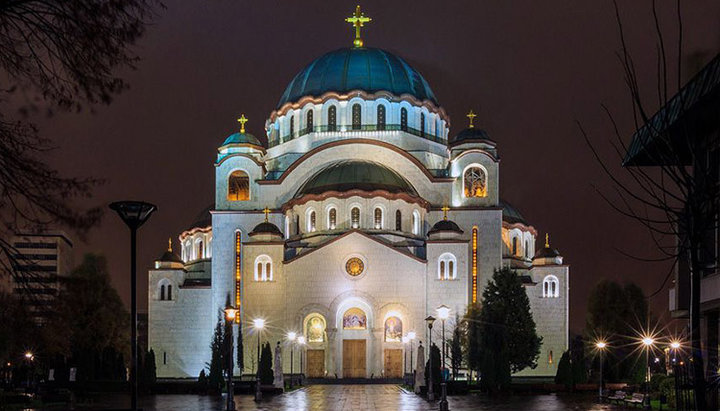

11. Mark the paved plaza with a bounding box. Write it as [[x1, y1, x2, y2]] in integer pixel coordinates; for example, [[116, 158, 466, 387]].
[[54, 385, 625, 411]]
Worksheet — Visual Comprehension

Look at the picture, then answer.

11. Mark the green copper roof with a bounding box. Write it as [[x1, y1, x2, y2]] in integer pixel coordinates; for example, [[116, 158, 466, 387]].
[[221, 132, 263, 147], [294, 160, 418, 198], [278, 47, 438, 108]]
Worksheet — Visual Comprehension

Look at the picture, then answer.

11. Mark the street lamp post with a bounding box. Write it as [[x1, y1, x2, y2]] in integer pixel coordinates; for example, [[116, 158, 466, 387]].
[[425, 316, 436, 401], [642, 337, 655, 410], [224, 305, 238, 411], [595, 341, 607, 402], [287, 332, 296, 389], [253, 318, 265, 402], [297, 336, 306, 385], [109, 201, 156, 411], [437, 305, 450, 411], [24, 352, 34, 393], [670, 340, 681, 406]]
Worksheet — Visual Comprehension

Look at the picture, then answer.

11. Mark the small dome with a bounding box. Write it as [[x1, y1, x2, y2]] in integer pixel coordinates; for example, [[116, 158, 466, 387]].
[[294, 160, 418, 199], [278, 47, 438, 108], [501, 200, 529, 226], [221, 132, 263, 148], [157, 250, 183, 264], [428, 219, 463, 235], [249, 221, 283, 237], [534, 246, 561, 259], [450, 127, 494, 146], [184, 205, 213, 233]]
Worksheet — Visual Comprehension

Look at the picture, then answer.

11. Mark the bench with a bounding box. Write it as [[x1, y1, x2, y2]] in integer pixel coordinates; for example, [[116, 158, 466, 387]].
[[605, 390, 626, 403], [624, 392, 646, 407]]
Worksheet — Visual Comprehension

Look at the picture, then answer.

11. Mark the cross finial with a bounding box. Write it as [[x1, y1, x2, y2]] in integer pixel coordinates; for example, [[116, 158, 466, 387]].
[[545, 233, 550, 248], [467, 110, 477, 128], [263, 207, 270, 222], [441, 205, 450, 221], [345, 5, 372, 48], [167, 238, 172, 252], [237, 114, 248, 134]]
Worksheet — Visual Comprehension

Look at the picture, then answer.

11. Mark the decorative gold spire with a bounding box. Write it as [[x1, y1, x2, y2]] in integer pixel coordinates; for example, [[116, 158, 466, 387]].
[[263, 207, 271, 222], [466, 110, 477, 128], [237, 114, 248, 134], [545, 233, 550, 248], [167, 238, 172, 252], [345, 5, 371, 48], [441, 205, 450, 221]]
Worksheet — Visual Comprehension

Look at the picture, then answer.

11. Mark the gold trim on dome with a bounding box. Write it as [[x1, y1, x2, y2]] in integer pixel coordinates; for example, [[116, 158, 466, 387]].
[[345, 257, 364, 276]]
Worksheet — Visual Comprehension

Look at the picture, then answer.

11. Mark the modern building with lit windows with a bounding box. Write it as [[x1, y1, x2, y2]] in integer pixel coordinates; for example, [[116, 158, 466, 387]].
[[148, 8, 569, 380]]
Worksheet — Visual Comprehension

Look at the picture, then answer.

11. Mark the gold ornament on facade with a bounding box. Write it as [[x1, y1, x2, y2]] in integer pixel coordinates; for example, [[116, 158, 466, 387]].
[[345, 257, 364, 276]]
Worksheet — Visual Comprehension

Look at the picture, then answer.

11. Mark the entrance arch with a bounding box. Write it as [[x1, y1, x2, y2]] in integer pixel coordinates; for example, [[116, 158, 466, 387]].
[[334, 297, 374, 378]]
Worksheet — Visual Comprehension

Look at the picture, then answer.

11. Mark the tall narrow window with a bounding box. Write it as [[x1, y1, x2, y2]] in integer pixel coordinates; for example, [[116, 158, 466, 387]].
[[290, 115, 295, 137], [308, 211, 316, 232], [512, 237, 518, 256], [464, 166, 487, 198], [377, 105, 386, 130], [227, 170, 250, 201], [395, 210, 402, 231], [295, 215, 300, 235], [439, 261, 445, 280], [329, 208, 337, 229], [328, 106, 337, 131], [352, 104, 361, 130], [420, 113, 426, 136], [412, 210, 420, 235], [163, 352, 167, 365], [197, 241, 204, 259], [525, 240, 530, 258], [306, 110, 313, 133], [351, 207, 360, 228], [160, 284, 165, 301], [167, 285, 172, 300], [400, 108, 408, 131], [374, 208, 382, 229]]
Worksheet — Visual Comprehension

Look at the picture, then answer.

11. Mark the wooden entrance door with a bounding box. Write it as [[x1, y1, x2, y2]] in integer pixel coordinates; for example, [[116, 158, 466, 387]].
[[306, 349, 324, 378], [384, 349, 403, 378], [342, 339, 366, 378]]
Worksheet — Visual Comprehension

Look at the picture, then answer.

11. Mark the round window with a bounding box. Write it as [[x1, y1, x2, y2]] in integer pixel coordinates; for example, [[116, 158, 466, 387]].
[[345, 257, 365, 276]]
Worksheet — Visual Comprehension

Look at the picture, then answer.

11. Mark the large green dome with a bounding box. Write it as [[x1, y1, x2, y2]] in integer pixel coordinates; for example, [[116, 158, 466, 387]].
[[278, 47, 438, 108], [295, 160, 418, 198]]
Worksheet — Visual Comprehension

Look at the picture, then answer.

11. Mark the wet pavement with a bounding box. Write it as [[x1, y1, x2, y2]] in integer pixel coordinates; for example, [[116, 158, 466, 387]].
[[35, 385, 625, 410]]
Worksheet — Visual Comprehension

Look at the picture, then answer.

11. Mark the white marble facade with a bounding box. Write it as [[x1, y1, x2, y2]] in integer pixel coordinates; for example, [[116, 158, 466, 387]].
[[148, 40, 569, 380]]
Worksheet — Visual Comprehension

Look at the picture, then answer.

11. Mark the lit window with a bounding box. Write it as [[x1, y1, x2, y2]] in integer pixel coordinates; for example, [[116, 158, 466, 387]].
[[438, 253, 457, 280], [400, 108, 408, 131], [525, 240, 530, 258], [328, 208, 337, 229], [374, 207, 382, 229], [307, 210, 316, 232], [227, 170, 250, 201], [512, 237, 517, 256], [395, 210, 402, 231], [351, 207, 360, 228], [464, 166, 487, 198], [254, 255, 273, 281], [197, 240, 204, 260], [306, 110, 314, 133], [328, 106, 337, 131], [548, 350, 553, 365], [412, 210, 420, 235], [352, 103, 362, 130], [377, 105, 386, 130], [543, 275, 559, 298]]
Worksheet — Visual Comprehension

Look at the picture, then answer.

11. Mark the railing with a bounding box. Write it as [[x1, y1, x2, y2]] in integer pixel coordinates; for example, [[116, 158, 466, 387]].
[[267, 123, 447, 148]]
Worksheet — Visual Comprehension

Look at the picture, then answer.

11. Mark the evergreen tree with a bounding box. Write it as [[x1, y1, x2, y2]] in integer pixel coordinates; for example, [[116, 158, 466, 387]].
[[145, 349, 157, 387], [569, 336, 587, 384], [477, 267, 542, 391], [555, 351, 573, 388], [424, 343, 441, 394], [197, 369, 208, 393], [464, 302, 482, 379], [258, 342, 274, 385], [207, 314, 224, 393], [450, 314, 463, 380]]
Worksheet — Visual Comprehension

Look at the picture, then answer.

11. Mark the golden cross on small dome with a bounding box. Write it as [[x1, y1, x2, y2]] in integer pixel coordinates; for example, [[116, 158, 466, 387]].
[[237, 114, 248, 134], [441, 205, 450, 221], [545, 233, 550, 248], [466, 110, 477, 128], [345, 5, 371, 48], [167, 238, 172, 252], [263, 207, 271, 222]]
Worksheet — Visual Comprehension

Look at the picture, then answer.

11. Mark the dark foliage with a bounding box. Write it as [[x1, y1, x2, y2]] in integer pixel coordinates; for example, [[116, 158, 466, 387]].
[[464, 302, 482, 375], [424, 343, 441, 394], [450, 314, 463, 380], [207, 314, 224, 393], [555, 351, 573, 388], [140, 349, 157, 391], [236, 323, 244, 372], [259, 342, 273, 385], [197, 369, 208, 393]]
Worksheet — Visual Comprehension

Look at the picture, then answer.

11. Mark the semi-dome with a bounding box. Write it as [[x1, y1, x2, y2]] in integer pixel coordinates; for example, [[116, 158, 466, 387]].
[[294, 160, 418, 198], [221, 131, 263, 148], [500, 200, 529, 226], [428, 219, 463, 235], [277, 47, 438, 108], [249, 221, 283, 237], [450, 127, 494, 146]]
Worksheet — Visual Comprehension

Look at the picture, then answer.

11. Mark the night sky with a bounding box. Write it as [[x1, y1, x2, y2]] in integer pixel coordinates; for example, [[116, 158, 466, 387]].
[[34, 1, 720, 334]]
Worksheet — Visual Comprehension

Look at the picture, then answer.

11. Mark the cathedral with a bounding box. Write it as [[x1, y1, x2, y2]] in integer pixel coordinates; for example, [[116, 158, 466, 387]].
[[148, 7, 569, 380]]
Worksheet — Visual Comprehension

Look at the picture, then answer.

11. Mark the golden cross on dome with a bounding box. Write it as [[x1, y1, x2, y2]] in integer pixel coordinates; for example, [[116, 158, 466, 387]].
[[466, 110, 477, 128], [237, 114, 248, 134], [441, 205, 450, 221], [263, 207, 271, 222], [167, 238, 172, 252], [545, 233, 550, 248], [345, 5, 371, 48]]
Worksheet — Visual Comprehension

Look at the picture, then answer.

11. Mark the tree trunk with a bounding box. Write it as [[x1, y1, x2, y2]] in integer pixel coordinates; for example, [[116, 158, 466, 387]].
[[690, 246, 707, 410]]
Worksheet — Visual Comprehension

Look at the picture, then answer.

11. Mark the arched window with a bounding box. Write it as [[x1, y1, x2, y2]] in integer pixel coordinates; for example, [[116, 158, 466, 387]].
[[167, 285, 172, 300], [306, 110, 313, 133], [463, 166, 487, 198], [548, 350, 553, 365], [374, 207, 382, 229], [158, 279, 172, 301], [420, 113, 425, 136], [197, 240, 204, 260], [395, 210, 402, 231], [512, 237, 518, 256], [328, 106, 337, 131], [284, 216, 290, 239], [412, 210, 420, 235], [305, 314, 326, 343], [289, 115, 295, 137], [351, 207, 360, 228], [525, 240, 530, 258], [384, 316, 402, 342], [328, 207, 337, 230], [254, 255, 273, 281], [377, 105, 386, 130], [160, 284, 166, 301], [438, 253, 457, 280], [352, 103, 362, 130], [307, 210, 316, 232], [543, 275, 559, 298], [227, 170, 250, 201], [400, 108, 408, 131]]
